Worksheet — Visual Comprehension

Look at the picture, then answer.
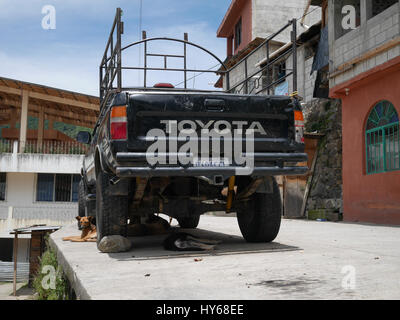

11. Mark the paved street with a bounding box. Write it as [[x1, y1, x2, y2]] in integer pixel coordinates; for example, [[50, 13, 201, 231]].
[[51, 215, 400, 300]]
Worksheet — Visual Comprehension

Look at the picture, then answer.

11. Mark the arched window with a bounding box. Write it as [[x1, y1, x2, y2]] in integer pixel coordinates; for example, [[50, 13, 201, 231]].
[[366, 101, 400, 174]]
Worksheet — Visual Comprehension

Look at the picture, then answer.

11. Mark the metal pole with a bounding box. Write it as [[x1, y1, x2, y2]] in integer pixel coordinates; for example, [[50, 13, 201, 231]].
[[292, 19, 298, 93], [100, 65, 103, 104], [184, 33, 188, 89], [266, 41, 270, 95], [13, 232, 18, 296], [117, 8, 123, 92], [143, 31, 147, 88], [244, 59, 248, 94]]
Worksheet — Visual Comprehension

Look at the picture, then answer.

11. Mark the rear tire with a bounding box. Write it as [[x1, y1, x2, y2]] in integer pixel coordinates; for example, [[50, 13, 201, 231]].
[[177, 216, 200, 229], [236, 177, 282, 243], [96, 171, 129, 247]]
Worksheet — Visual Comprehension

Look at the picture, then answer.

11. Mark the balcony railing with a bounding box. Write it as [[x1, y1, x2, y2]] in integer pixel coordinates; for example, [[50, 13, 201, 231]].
[[0, 139, 88, 155], [0, 139, 13, 153], [24, 140, 88, 155]]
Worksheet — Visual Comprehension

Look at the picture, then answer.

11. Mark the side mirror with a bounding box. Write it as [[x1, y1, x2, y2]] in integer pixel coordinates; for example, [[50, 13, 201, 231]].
[[76, 131, 91, 144]]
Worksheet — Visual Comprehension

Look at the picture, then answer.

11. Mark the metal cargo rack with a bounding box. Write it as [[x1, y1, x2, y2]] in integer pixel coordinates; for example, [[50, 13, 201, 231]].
[[100, 8, 298, 109]]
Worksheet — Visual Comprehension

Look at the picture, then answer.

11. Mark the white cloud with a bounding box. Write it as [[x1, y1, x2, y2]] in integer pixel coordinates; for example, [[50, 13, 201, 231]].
[[0, 50, 99, 96]]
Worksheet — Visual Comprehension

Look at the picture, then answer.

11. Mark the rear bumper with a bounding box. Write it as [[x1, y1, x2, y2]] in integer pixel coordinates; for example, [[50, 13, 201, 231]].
[[114, 152, 308, 178], [116, 166, 308, 177], [116, 152, 308, 163]]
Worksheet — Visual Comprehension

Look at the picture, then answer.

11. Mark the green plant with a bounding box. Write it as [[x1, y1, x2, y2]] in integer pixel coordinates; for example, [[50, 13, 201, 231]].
[[32, 239, 70, 300]]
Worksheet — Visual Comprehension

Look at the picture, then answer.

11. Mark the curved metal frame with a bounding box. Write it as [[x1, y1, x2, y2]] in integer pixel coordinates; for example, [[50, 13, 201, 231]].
[[121, 37, 227, 70], [120, 37, 228, 90], [99, 8, 228, 108]]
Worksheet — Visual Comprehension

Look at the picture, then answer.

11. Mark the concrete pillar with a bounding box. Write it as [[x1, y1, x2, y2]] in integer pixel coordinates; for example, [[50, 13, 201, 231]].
[[328, 0, 336, 78], [18, 90, 29, 153], [38, 106, 44, 149], [361, 0, 369, 26]]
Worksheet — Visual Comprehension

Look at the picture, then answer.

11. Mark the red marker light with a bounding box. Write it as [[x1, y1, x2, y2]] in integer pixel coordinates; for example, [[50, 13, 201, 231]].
[[154, 83, 175, 88]]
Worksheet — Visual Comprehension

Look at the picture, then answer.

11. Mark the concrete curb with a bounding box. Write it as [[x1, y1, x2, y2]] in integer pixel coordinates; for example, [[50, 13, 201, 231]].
[[49, 228, 92, 300]]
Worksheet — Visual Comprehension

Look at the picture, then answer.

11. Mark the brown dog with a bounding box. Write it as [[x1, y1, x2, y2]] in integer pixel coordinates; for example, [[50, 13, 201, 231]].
[[63, 216, 97, 242]]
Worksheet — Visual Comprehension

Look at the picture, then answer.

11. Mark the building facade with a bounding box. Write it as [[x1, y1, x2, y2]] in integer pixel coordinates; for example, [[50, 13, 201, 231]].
[[327, 0, 400, 224], [217, 0, 321, 57], [0, 77, 99, 262], [216, 0, 322, 101], [215, 1, 338, 219]]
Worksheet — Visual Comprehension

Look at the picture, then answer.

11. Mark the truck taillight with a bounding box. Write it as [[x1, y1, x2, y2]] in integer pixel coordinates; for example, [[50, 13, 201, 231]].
[[110, 106, 127, 140], [294, 110, 305, 143]]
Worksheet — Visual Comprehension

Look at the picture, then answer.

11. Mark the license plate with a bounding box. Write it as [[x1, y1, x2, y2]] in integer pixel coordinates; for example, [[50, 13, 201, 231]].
[[193, 158, 230, 167]]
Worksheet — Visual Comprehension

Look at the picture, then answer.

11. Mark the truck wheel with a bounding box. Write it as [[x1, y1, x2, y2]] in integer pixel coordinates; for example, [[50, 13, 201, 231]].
[[177, 216, 200, 229], [96, 171, 128, 246], [78, 180, 86, 217], [236, 178, 282, 243]]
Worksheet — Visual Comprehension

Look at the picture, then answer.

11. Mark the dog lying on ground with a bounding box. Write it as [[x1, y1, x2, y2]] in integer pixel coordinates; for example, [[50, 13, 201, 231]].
[[63, 216, 97, 242], [163, 232, 221, 251]]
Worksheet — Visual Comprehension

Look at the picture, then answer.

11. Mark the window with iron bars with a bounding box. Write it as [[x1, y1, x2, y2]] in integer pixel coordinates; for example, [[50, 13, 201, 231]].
[[366, 101, 400, 175], [0, 173, 6, 201], [235, 18, 242, 50], [36, 173, 81, 202]]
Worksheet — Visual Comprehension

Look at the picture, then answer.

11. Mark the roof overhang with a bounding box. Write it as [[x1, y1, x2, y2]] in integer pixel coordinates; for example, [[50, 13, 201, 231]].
[[217, 0, 248, 38], [0, 77, 100, 128]]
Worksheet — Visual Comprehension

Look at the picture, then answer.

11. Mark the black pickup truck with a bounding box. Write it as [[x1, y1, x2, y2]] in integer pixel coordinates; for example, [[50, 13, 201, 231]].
[[77, 9, 308, 248]]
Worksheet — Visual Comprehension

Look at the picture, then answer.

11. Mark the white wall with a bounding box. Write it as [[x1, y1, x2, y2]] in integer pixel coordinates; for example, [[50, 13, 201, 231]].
[[0, 172, 77, 236], [252, 0, 321, 43], [286, 46, 318, 103], [0, 153, 84, 174], [4, 172, 35, 205]]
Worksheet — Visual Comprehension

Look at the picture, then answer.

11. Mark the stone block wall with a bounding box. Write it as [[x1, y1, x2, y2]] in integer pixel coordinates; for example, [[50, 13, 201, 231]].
[[303, 98, 343, 215], [329, 0, 399, 88]]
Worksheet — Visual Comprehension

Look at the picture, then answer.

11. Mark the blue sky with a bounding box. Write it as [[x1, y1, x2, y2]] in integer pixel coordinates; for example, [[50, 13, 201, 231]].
[[0, 0, 232, 96]]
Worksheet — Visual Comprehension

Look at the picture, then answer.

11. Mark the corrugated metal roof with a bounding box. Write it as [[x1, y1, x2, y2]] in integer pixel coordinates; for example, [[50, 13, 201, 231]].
[[10, 225, 60, 234], [0, 262, 29, 282]]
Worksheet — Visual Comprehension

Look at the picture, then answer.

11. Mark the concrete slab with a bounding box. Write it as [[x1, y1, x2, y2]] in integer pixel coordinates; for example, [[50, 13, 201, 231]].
[[0, 282, 35, 300], [50, 216, 400, 300]]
